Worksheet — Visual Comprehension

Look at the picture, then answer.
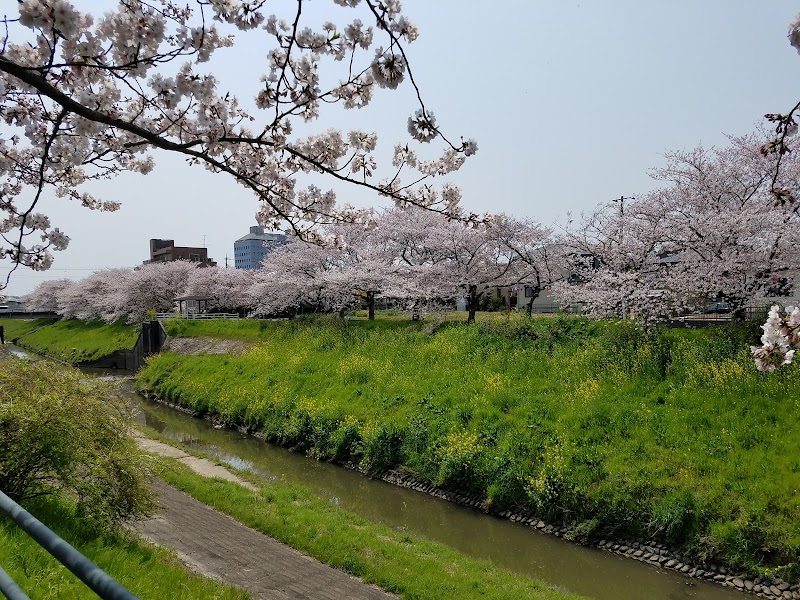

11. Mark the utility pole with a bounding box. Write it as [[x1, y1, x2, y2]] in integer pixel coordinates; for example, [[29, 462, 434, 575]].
[[612, 196, 635, 320], [612, 195, 634, 219]]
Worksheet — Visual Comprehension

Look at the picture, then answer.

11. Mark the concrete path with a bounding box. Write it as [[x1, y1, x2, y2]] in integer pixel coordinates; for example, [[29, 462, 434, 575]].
[[134, 438, 395, 600]]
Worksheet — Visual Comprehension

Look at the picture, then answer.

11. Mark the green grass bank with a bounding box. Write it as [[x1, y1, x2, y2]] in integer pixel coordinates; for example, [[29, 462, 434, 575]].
[[137, 315, 800, 580], [15, 318, 139, 363], [0, 317, 57, 341]]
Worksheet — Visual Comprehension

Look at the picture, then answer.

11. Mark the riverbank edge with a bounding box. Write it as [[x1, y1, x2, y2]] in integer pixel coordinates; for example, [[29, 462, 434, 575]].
[[138, 389, 797, 599], [135, 426, 583, 600]]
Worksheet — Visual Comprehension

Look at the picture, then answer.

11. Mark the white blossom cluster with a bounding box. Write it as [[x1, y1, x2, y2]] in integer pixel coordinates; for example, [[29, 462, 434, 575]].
[[789, 13, 800, 54], [371, 47, 406, 89], [751, 305, 800, 372], [407, 109, 437, 142], [0, 0, 478, 285]]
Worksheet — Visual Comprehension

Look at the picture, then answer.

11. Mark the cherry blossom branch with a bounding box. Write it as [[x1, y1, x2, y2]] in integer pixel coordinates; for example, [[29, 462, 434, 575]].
[[0, 1, 478, 278]]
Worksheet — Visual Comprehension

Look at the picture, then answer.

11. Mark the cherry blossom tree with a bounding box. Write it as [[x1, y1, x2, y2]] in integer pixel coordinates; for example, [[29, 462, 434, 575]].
[[550, 196, 675, 320], [57, 267, 130, 320], [558, 133, 800, 322], [491, 215, 561, 317], [182, 265, 253, 314], [0, 0, 477, 285], [390, 210, 547, 323], [247, 238, 335, 317], [24, 260, 203, 322], [21, 276, 73, 312], [322, 221, 403, 319], [248, 214, 405, 319], [110, 260, 197, 321]]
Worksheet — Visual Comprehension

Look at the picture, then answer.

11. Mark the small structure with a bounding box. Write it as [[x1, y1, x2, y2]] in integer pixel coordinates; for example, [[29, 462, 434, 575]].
[[0, 295, 25, 314], [174, 295, 211, 316]]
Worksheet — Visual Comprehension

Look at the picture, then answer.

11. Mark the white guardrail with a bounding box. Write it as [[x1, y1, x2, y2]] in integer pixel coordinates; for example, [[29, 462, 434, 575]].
[[154, 312, 240, 320]]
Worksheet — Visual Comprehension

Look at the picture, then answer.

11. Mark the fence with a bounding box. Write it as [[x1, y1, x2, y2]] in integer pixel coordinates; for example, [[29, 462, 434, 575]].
[[671, 305, 771, 322], [154, 312, 240, 320], [0, 489, 137, 599]]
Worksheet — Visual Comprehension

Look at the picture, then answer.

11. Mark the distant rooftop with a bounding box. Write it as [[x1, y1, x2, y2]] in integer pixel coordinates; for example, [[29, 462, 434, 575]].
[[235, 226, 287, 243]]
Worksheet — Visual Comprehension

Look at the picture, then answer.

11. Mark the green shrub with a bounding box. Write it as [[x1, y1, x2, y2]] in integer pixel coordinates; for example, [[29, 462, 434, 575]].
[[358, 422, 403, 473], [435, 429, 488, 492], [325, 415, 362, 461], [0, 355, 153, 529], [648, 489, 699, 544]]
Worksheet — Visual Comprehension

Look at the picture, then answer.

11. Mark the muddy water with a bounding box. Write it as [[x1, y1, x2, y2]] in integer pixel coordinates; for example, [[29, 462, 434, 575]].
[[124, 383, 745, 600]]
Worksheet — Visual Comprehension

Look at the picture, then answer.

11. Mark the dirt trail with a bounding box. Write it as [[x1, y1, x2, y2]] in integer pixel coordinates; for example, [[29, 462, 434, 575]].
[[164, 336, 254, 355]]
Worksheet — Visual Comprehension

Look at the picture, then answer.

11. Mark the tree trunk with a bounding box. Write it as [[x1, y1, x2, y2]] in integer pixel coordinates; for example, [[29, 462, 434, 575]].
[[526, 286, 541, 318], [366, 291, 375, 321], [728, 295, 747, 322], [467, 284, 478, 324]]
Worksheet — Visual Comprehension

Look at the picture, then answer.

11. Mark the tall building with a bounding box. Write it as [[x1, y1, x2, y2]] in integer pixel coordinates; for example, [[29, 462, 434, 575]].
[[234, 226, 287, 270], [144, 239, 217, 267]]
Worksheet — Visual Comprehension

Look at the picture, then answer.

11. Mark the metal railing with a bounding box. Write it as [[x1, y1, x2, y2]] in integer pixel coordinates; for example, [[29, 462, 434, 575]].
[[0, 490, 137, 600], [154, 312, 240, 320]]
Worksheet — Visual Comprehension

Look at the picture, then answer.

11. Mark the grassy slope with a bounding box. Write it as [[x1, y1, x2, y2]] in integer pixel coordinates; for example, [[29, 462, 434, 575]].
[[0, 495, 248, 599], [0, 317, 57, 341], [17, 319, 139, 362], [151, 453, 580, 600], [139, 316, 800, 578]]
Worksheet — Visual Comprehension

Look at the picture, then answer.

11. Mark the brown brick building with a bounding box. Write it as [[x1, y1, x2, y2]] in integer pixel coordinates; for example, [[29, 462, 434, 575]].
[[144, 239, 217, 267]]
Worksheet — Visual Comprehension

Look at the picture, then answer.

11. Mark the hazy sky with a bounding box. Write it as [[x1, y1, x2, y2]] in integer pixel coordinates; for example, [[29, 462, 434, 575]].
[[4, 1, 799, 296]]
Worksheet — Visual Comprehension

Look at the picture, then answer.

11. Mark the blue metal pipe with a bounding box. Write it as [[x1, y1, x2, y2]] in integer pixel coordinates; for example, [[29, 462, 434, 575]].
[[0, 564, 29, 600], [0, 490, 138, 600]]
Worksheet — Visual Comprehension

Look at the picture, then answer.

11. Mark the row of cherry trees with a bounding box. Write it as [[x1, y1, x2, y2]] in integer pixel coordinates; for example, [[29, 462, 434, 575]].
[[23, 260, 252, 323], [23, 128, 800, 326], [250, 209, 557, 322], [23, 208, 557, 323]]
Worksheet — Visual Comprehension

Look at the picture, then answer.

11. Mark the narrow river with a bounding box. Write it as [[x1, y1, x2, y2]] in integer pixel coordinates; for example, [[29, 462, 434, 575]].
[[119, 381, 746, 600]]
